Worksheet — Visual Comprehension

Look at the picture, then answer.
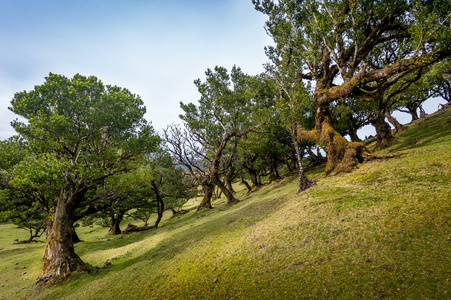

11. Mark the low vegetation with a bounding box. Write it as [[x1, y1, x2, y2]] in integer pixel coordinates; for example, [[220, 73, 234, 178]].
[[0, 107, 449, 299]]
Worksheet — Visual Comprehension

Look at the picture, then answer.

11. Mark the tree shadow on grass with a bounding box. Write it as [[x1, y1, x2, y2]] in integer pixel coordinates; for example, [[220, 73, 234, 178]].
[[65, 177, 298, 292]]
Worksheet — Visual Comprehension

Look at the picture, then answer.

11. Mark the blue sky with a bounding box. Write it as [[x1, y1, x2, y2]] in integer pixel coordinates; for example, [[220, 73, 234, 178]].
[[0, 1, 446, 141], [0, 0, 273, 139]]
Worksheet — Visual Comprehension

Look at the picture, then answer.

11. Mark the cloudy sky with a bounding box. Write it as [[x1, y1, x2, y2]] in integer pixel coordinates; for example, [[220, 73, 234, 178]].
[[0, 0, 273, 140]]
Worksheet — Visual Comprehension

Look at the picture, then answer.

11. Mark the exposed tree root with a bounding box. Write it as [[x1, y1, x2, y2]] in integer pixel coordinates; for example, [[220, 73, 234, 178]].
[[123, 223, 156, 234], [363, 153, 403, 161]]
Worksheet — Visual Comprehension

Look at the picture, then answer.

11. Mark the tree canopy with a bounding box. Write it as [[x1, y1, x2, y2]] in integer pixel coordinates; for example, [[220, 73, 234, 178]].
[[254, 0, 451, 173], [0, 73, 160, 284], [1, 0, 450, 289]]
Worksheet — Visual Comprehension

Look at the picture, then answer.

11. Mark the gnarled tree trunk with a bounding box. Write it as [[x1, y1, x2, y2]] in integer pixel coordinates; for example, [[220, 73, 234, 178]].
[[298, 103, 367, 175], [224, 170, 236, 195], [214, 175, 239, 205], [370, 112, 394, 148], [346, 112, 363, 142], [107, 212, 123, 235], [386, 112, 404, 134], [197, 181, 214, 212], [37, 197, 90, 285]]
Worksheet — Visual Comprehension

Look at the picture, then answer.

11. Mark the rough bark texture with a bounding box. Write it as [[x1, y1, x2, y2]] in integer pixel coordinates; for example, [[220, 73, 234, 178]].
[[298, 110, 367, 175], [386, 112, 404, 133], [295, 48, 451, 174], [107, 213, 123, 235], [292, 129, 314, 193], [214, 175, 239, 205], [37, 198, 90, 285], [371, 115, 394, 148], [196, 182, 214, 212]]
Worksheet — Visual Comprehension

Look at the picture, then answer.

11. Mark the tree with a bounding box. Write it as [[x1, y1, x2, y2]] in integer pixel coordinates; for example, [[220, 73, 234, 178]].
[[94, 166, 151, 235], [0, 73, 159, 285], [178, 66, 272, 209], [124, 150, 191, 232], [254, 0, 451, 174], [266, 52, 317, 191], [396, 58, 451, 120], [0, 137, 46, 243], [0, 187, 46, 243], [146, 150, 191, 227], [333, 98, 371, 142], [163, 123, 213, 210]]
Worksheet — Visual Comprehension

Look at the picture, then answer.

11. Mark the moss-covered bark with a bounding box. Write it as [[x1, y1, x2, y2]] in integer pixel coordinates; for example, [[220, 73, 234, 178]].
[[298, 101, 368, 175], [371, 115, 394, 148], [214, 175, 239, 205], [196, 181, 214, 212], [37, 198, 91, 285], [107, 213, 123, 235]]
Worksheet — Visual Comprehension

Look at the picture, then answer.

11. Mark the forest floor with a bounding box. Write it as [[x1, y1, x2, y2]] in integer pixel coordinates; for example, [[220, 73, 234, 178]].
[[1, 107, 450, 299]]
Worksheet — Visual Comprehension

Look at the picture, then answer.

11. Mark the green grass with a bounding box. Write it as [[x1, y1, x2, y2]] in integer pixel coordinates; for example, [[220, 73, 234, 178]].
[[1, 108, 450, 299]]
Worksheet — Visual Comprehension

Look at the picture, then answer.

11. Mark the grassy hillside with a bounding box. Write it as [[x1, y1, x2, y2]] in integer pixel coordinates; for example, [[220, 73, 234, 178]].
[[1, 108, 450, 299]]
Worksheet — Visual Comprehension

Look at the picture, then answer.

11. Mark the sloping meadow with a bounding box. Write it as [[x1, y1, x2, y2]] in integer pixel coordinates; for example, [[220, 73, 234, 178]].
[[1, 108, 450, 299]]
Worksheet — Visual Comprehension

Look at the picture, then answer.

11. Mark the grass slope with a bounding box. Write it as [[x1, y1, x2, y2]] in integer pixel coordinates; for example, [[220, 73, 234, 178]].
[[1, 108, 450, 299]]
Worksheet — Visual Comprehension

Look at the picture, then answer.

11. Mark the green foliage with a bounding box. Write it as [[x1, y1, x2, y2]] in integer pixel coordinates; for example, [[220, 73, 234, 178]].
[[0, 72, 160, 226], [180, 66, 275, 154], [2, 107, 450, 299], [255, 0, 451, 153], [177, 66, 278, 205], [127, 150, 192, 224], [0, 185, 46, 241]]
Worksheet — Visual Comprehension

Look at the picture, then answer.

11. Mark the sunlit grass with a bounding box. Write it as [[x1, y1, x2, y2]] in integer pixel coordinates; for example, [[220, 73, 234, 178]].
[[1, 108, 450, 299]]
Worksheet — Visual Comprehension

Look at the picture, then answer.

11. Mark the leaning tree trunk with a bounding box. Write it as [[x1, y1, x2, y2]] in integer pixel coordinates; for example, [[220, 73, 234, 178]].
[[370, 112, 394, 148], [386, 112, 404, 134], [107, 212, 123, 235], [152, 182, 165, 228], [405, 102, 420, 121], [225, 171, 236, 194], [37, 196, 90, 285], [292, 128, 313, 193], [346, 112, 362, 142], [298, 103, 368, 175], [248, 169, 260, 189], [240, 174, 252, 192], [197, 181, 214, 212], [214, 175, 239, 205], [26, 227, 45, 243]]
